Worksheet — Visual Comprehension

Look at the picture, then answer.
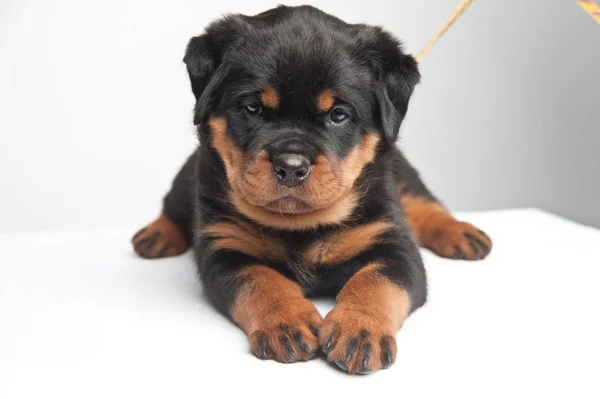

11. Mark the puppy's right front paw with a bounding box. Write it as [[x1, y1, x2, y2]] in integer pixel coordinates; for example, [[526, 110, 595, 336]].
[[247, 304, 323, 363], [131, 214, 189, 259]]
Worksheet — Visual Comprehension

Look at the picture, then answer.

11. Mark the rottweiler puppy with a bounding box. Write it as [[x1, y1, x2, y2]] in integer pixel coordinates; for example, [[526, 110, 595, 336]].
[[132, 5, 492, 374]]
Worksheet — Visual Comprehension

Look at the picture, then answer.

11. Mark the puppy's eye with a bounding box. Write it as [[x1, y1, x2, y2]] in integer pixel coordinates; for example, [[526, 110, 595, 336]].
[[329, 108, 349, 124], [245, 103, 263, 115]]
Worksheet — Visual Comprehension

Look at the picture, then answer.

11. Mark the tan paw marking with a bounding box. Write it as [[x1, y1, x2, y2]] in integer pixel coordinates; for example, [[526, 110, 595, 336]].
[[248, 306, 322, 363], [427, 221, 492, 260], [131, 214, 189, 259], [400, 194, 493, 260], [231, 266, 323, 363], [319, 305, 397, 374]]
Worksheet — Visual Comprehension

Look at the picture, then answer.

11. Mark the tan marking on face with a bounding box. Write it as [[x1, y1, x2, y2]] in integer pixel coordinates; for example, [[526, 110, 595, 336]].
[[209, 117, 245, 183], [260, 87, 279, 109], [303, 221, 392, 265], [231, 133, 379, 230], [242, 150, 275, 195], [209, 116, 380, 231], [209, 119, 271, 205], [338, 133, 380, 183], [264, 197, 314, 214], [230, 189, 359, 230], [317, 89, 336, 112], [202, 219, 288, 262]]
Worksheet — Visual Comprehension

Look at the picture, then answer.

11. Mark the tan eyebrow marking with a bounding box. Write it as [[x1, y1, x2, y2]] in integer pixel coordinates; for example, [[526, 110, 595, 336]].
[[317, 89, 336, 112], [260, 87, 279, 109]]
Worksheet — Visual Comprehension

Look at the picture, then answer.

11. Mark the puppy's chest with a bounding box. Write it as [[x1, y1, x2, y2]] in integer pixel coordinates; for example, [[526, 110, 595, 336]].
[[205, 218, 392, 287], [265, 222, 392, 288]]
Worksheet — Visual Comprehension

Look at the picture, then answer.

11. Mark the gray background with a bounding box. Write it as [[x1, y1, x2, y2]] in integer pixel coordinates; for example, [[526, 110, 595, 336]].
[[400, 0, 600, 228], [0, 0, 598, 232]]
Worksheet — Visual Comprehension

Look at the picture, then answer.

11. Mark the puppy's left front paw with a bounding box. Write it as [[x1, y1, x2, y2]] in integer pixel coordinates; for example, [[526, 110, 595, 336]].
[[319, 305, 397, 374], [426, 221, 492, 261]]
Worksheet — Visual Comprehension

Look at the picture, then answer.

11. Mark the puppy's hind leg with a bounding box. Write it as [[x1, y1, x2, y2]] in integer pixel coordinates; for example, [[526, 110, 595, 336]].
[[132, 152, 196, 259]]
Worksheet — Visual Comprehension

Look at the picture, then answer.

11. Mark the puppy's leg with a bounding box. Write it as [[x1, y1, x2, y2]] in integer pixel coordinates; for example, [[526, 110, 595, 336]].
[[394, 151, 493, 260], [198, 248, 322, 363], [132, 152, 195, 258], [319, 231, 426, 374]]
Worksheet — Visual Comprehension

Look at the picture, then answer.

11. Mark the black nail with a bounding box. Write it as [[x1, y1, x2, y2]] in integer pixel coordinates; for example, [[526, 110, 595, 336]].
[[293, 331, 311, 354], [260, 346, 269, 359], [345, 338, 359, 364], [324, 336, 333, 354], [155, 244, 170, 258], [258, 336, 270, 359], [465, 232, 490, 255], [134, 236, 151, 251], [140, 233, 160, 256], [382, 351, 394, 369], [280, 335, 297, 361], [381, 337, 394, 369], [454, 245, 466, 260], [254, 332, 270, 360], [308, 323, 319, 337], [477, 229, 490, 240], [361, 343, 372, 372], [334, 360, 348, 371], [324, 327, 339, 355], [469, 242, 481, 260], [135, 232, 159, 252]]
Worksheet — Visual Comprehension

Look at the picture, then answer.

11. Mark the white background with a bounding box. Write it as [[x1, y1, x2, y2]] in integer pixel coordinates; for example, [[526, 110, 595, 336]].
[[1, 0, 599, 233], [2, 209, 600, 398]]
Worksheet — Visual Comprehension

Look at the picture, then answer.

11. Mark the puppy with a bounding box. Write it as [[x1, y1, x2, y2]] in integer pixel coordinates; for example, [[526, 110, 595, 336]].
[[132, 5, 492, 374]]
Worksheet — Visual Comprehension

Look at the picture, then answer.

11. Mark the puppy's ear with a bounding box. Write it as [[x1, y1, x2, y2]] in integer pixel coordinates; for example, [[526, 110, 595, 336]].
[[183, 16, 248, 114], [183, 14, 251, 125], [183, 34, 218, 102], [376, 52, 420, 142], [357, 28, 421, 142]]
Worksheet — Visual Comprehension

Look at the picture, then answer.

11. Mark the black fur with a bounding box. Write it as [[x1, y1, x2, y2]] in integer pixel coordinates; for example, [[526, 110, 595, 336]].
[[165, 5, 434, 336]]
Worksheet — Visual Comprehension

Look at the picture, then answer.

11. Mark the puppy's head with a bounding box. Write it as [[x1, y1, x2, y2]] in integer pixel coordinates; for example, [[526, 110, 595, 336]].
[[184, 6, 420, 229]]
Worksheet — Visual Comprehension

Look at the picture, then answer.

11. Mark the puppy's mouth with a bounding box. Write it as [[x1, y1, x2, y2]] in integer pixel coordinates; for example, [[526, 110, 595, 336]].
[[230, 139, 379, 218], [263, 196, 314, 215], [235, 152, 349, 216]]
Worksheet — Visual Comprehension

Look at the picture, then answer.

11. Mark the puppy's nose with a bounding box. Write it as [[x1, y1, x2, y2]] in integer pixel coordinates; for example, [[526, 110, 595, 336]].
[[272, 153, 311, 187]]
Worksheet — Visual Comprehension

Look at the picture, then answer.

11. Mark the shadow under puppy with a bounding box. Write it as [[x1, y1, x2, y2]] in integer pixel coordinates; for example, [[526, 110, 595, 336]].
[[132, 5, 492, 374]]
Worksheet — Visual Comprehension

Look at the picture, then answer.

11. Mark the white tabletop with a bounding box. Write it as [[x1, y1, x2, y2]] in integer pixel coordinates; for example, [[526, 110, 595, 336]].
[[1, 208, 599, 398]]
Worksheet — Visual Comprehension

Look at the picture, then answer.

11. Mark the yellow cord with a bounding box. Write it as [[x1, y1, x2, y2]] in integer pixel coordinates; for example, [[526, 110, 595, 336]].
[[415, 0, 476, 62], [577, 0, 600, 24], [416, 0, 599, 63]]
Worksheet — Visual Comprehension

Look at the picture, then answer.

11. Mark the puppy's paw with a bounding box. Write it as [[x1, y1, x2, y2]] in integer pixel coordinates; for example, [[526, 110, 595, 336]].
[[248, 304, 322, 363], [131, 214, 189, 259], [426, 221, 492, 261], [320, 305, 397, 374]]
